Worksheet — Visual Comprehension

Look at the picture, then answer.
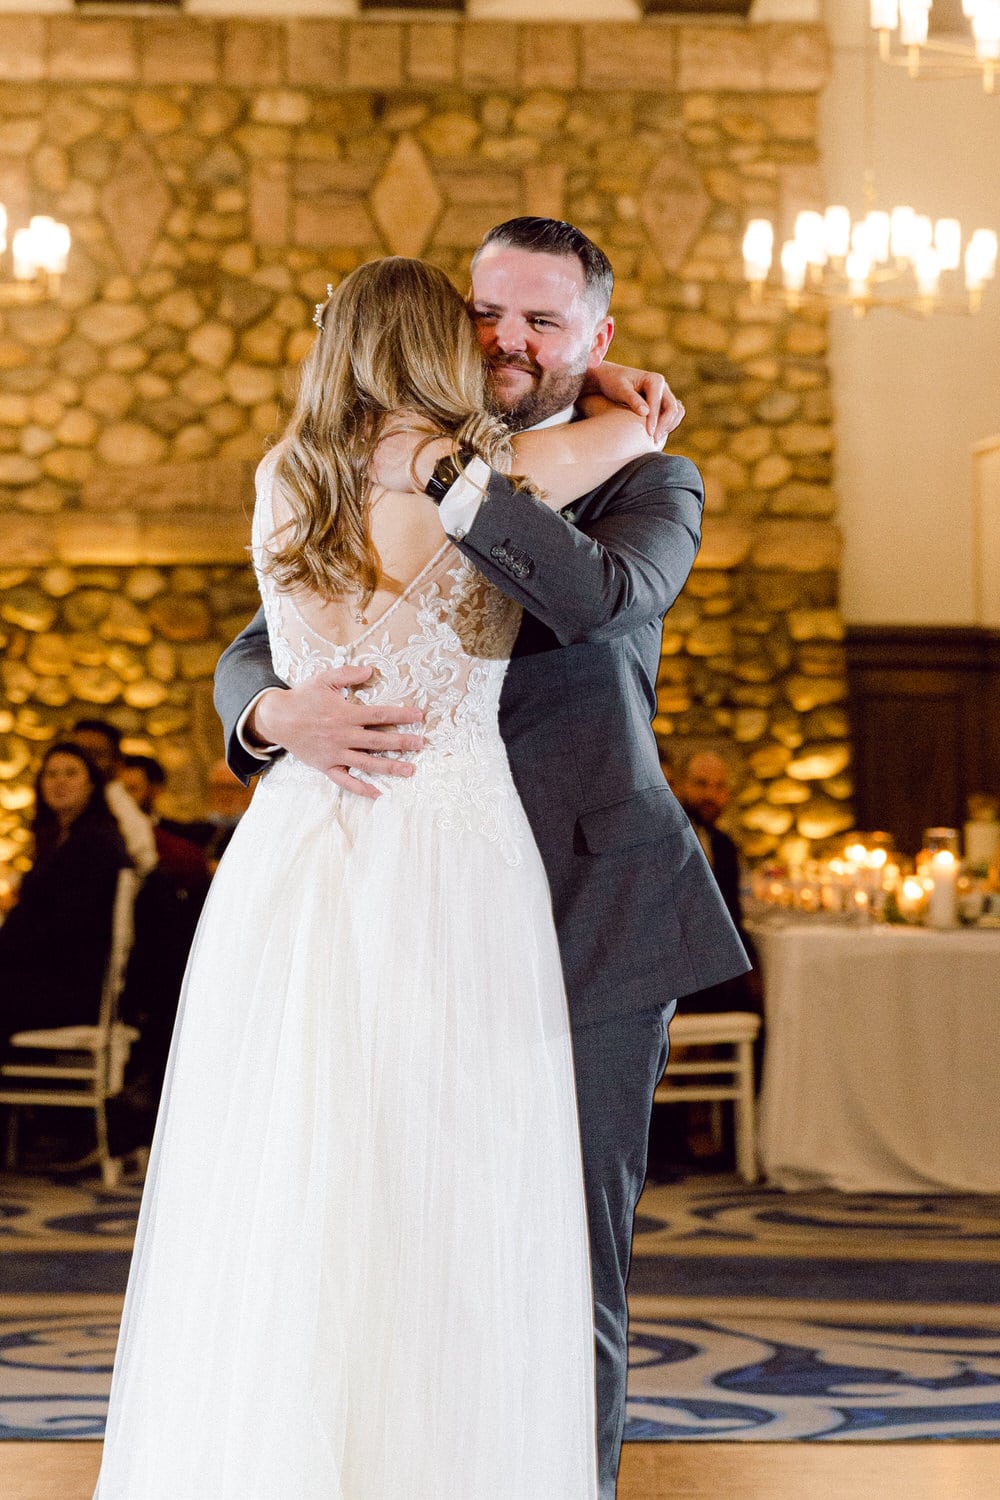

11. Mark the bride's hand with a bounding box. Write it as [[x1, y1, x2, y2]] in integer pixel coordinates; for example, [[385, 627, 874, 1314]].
[[582, 361, 685, 446]]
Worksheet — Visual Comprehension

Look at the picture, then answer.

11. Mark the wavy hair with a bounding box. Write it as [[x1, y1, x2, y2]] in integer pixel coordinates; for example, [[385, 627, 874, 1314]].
[[264, 257, 514, 608], [32, 741, 115, 867]]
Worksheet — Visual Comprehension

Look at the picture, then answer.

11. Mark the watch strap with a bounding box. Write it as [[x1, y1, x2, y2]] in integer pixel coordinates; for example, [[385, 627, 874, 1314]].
[[424, 449, 472, 506]]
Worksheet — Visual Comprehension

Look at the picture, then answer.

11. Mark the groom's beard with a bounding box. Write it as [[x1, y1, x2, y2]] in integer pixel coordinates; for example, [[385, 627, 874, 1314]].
[[486, 353, 588, 430]]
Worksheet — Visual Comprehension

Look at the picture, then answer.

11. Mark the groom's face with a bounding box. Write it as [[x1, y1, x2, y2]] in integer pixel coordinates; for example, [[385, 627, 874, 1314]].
[[469, 246, 613, 429]]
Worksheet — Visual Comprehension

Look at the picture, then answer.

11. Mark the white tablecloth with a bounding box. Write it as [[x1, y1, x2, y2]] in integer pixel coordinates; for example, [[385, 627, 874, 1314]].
[[754, 921, 1000, 1193]]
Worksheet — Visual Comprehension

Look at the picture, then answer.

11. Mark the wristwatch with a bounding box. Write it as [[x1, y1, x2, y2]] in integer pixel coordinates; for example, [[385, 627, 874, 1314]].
[[424, 450, 472, 506]]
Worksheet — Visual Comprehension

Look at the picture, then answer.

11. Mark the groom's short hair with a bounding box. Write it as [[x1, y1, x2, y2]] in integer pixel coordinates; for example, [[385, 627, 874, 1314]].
[[472, 217, 614, 319]]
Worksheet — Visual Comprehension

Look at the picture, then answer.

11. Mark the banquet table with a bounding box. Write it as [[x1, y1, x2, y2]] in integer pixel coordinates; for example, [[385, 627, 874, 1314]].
[[753, 920, 1000, 1194]]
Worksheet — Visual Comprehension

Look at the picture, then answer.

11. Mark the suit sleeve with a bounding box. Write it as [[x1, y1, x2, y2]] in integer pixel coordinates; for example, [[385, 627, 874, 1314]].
[[213, 607, 285, 784], [451, 452, 703, 646]]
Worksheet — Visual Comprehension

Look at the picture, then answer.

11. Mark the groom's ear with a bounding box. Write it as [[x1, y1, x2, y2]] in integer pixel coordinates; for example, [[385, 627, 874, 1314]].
[[587, 316, 614, 368]]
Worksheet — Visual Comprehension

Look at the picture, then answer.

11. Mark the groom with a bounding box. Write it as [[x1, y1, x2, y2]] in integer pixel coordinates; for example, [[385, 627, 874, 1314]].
[[214, 218, 748, 1497]]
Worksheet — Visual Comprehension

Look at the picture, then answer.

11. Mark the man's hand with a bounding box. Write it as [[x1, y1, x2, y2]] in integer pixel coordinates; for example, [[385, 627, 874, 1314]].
[[250, 668, 423, 800], [583, 361, 685, 447]]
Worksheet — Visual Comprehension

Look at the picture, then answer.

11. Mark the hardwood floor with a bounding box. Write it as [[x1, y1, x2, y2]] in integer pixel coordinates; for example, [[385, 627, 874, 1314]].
[[3, 1441, 999, 1499], [621, 1442, 1000, 1498]]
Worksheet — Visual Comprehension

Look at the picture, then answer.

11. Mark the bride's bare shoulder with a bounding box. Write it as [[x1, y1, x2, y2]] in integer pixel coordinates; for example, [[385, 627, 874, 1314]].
[[255, 440, 296, 536]]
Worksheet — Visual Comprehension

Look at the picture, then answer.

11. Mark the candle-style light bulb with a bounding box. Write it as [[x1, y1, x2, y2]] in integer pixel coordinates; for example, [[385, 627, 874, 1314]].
[[780, 239, 808, 293], [870, 0, 900, 28], [12, 226, 37, 281], [794, 210, 828, 267], [29, 216, 71, 276], [846, 249, 872, 309], [899, 0, 931, 46], [973, 0, 1000, 59], [934, 218, 962, 271], [742, 219, 774, 283], [915, 245, 941, 301], [965, 227, 999, 289]]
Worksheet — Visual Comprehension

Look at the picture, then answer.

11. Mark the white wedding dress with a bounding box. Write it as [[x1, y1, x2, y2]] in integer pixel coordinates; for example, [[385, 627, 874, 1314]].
[[95, 455, 598, 1499]]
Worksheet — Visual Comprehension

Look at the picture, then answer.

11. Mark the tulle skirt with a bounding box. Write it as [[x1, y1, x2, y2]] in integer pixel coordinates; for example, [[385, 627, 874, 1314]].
[[95, 754, 597, 1498]]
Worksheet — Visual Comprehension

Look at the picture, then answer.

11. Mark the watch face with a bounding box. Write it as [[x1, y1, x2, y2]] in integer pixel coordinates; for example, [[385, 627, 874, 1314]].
[[435, 456, 462, 487]]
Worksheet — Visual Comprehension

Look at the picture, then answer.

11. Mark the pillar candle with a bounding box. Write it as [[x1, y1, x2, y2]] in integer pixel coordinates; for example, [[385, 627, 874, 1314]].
[[926, 851, 959, 929]]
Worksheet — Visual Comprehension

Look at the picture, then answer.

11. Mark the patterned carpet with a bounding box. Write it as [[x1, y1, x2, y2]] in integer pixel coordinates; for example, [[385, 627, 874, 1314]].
[[1, 1170, 998, 1442], [627, 1179, 1000, 1442]]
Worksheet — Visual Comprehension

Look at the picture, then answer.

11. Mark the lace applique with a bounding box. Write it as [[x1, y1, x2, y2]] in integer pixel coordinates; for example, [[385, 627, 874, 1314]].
[[252, 455, 526, 864]]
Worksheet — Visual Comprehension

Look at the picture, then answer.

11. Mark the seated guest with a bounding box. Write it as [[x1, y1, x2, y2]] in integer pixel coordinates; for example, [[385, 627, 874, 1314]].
[[71, 718, 158, 877], [119, 754, 212, 901], [0, 742, 129, 1039], [676, 750, 758, 1013], [648, 751, 761, 1177], [114, 755, 211, 1153]]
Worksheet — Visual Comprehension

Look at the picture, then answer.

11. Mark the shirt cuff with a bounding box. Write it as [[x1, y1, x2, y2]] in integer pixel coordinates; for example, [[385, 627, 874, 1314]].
[[236, 690, 282, 760], [437, 455, 492, 541]]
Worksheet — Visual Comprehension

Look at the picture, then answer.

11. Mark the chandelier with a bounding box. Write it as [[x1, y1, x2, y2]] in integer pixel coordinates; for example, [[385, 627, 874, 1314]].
[[742, 205, 998, 317], [871, 0, 1000, 92], [0, 206, 71, 306], [741, 23, 998, 318]]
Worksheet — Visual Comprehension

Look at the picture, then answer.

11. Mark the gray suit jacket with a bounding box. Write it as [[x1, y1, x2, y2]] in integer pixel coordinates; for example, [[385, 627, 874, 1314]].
[[214, 450, 749, 1026]]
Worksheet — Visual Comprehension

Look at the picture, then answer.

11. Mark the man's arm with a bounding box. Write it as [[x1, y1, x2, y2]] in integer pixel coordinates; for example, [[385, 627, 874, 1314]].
[[451, 452, 703, 646], [214, 608, 285, 785]]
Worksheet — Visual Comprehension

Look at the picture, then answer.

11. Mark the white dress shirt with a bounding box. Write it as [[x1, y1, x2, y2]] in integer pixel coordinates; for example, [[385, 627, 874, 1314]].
[[106, 778, 158, 876]]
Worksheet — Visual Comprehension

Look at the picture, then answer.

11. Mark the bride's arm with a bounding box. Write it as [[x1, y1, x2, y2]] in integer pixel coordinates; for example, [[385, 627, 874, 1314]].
[[375, 403, 657, 511], [507, 401, 657, 509]]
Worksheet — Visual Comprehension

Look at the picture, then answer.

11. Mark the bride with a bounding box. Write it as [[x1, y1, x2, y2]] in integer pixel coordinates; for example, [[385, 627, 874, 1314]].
[[95, 257, 656, 1499]]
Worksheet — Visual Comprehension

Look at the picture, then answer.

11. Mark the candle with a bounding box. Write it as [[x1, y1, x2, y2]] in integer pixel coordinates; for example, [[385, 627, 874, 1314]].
[[926, 850, 959, 928], [897, 876, 927, 923]]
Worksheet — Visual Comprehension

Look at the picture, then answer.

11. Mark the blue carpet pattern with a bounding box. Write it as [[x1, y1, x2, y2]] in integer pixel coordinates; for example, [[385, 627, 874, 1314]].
[[626, 1315, 1000, 1441], [0, 1309, 117, 1440], [1, 1172, 998, 1442]]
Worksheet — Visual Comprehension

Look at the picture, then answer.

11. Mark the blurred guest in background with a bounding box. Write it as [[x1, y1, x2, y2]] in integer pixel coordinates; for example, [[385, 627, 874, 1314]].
[[0, 742, 129, 1041], [676, 749, 759, 1015], [677, 752, 746, 947], [648, 751, 761, 1177], [115, 754, 211, 1155], [119, 754, 211, 900], [72, 719, 158, 877]]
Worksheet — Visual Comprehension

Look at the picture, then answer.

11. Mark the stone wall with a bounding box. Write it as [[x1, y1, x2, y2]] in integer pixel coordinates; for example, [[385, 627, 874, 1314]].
[[0, 14, 850, 866]]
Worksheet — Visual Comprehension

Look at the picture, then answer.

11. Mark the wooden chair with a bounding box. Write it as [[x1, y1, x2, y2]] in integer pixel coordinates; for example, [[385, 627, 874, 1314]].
[[0, 867, 140, 1187], [654, 1011, 761, 1183]]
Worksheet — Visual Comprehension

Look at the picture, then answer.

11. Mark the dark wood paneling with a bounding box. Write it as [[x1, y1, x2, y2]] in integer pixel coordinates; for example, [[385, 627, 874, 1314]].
[[353, 0, 755, 10], [359, 1, 461, 10], [846, 626, 1000, 855], [644, 1, 753, 12]]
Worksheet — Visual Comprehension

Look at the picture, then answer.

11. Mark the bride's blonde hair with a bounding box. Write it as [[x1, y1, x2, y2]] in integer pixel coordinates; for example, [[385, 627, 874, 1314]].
[[265, 257, 513, 608]]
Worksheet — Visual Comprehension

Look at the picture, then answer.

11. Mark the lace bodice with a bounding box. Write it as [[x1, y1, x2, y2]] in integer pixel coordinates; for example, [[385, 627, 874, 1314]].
[[251, 451, 525, 859]]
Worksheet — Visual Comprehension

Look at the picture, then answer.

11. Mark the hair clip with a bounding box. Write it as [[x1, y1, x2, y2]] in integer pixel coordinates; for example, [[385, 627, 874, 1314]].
[[312, 284, 334, 332]]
